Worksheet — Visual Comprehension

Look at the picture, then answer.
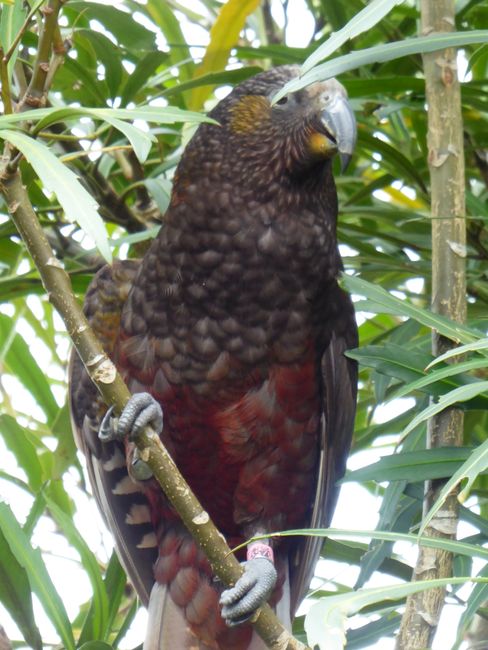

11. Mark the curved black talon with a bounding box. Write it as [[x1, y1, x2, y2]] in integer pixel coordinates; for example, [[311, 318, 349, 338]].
[[131, 448, 154, 480], [99, 405, 118, 442], [98, 392, 164, 443], [220, 558, 277, 627]]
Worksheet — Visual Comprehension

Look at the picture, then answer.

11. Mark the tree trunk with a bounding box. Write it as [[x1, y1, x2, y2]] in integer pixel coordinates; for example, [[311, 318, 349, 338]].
[[395, 0, 466, 647]]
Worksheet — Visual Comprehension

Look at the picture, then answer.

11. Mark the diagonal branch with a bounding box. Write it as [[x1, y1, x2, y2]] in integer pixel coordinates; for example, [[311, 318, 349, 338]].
[[0, 164, 309, 650]]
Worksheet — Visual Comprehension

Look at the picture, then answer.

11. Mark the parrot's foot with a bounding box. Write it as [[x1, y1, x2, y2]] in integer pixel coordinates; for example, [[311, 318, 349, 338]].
[[99, 392, 163, 442], [220, 551, 277, 627]]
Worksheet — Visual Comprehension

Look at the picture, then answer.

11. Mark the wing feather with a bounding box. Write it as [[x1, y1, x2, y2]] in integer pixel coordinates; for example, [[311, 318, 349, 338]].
[[289, 286, 358, 613], [69, 260, 157, 606]]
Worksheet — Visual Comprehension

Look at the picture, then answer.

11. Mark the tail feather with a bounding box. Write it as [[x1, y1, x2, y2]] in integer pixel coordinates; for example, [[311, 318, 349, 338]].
[[144, 582, 203, 650]]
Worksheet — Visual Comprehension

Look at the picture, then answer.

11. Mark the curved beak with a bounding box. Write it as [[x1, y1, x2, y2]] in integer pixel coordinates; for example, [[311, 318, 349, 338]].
[[320, 85, 357, 172]]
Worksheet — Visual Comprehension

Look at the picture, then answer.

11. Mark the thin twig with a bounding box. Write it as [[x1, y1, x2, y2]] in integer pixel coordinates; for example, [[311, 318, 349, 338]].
[[59, 145, 133, 163]]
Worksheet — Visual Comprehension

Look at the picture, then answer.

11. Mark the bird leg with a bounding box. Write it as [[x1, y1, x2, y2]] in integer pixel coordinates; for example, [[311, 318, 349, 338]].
[[220, 539, 277, 626], [99, 392, 163, 479]]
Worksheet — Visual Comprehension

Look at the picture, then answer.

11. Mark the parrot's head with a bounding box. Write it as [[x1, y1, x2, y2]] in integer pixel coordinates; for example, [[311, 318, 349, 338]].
[[183, 65, 356, 189]]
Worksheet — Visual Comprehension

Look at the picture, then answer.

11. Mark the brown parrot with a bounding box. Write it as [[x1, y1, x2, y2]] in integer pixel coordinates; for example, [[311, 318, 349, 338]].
[[69, 65, 358, 650]]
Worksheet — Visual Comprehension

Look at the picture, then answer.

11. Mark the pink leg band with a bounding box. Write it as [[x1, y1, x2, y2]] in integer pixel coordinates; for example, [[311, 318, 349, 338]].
[[247, 542, 274, 563]]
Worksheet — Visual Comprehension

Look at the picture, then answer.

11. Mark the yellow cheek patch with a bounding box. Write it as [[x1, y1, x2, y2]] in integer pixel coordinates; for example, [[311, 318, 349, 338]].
[[308, 131, 337, 158], [229, 95, 271, 134]]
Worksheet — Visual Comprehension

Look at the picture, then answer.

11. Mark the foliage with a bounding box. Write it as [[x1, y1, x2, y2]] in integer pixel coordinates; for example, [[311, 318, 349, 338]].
[[0, 0, 487, 648]]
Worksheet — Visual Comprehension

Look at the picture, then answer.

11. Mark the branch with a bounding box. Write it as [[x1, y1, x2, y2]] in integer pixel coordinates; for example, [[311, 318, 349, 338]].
[[0, 167, 309, 650], [18, 0, 65, 111], [395, 1, 466, 648]]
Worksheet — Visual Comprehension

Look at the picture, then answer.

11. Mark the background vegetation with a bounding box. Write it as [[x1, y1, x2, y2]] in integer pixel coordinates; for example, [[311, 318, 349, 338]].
[[0, 0, 487, 648]]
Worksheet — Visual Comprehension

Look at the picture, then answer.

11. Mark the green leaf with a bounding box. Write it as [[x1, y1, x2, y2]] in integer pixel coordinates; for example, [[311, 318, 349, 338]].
[[426, 337, 488, 368], [0, 502, 75, 650], [0, 106, 214, 130], [143, 178, 172, 214], [342, 275, 483, 344], [0, 415, 43, 490], [162, 67, 263, 98], [79, 552, 127, 644], [66, 2, 156, 51], [144, 0, 193, 83], [263, 527, 488, 561], [0, 525, 42, 650], [0, 129, 111, 262], [346, 615, 401, 649], [389, 357, 488, 401], [0, 0, 26, 77], [120, 51, 168, 106], [273, 31, 488, 102], [344, 447, 474, 483], [454, 563, 488, 649], [302, 0, 406, 73], [305, 576, 488, 650], [0, 313, 59, 424], [359, 131, 427, 192], [189, 0, 262, 110], [98, 115, 153, 164], [44, 496, 109, 641], [400, 381, 488, 439], [78, 643, 114, 650], [347, 343, 488, 407], [421, 435, 488, 535], [76, 30, 124, 98]]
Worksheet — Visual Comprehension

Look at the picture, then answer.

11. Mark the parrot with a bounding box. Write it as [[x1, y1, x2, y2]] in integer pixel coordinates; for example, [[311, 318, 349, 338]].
[[69, 64, 358, 650]]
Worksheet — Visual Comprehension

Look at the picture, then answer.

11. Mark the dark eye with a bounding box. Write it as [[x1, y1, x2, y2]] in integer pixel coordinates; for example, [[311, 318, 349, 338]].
[[276, 96, 289, 106]]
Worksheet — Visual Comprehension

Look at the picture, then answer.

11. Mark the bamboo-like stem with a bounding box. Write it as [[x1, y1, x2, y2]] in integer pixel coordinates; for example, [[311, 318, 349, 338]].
[[0, 164, 309, 650], [395, 1, 466, 648]]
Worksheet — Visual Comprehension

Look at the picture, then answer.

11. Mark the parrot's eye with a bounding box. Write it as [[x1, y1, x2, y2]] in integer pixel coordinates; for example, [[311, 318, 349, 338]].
[[272, 93, 297, 111]]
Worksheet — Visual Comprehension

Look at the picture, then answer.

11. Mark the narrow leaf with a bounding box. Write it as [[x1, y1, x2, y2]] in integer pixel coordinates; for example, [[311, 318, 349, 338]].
[[273, 31, 488, 103], [0, 0, 25, 77], [343, 447, 474, 483], [426, 337, 488, 368], [342, 275, 483, 344], [454, 564, 488, 648], [302, 0, 405, 73], [0, 526, 42, 650], [305, 577, 488, 650], [421, 435, 488, 535], [0, 502, 75, 650], [44, 496, 109, 640], [0, 106, 215, 129], [0, 314, 59, 424], [0, 415, 43, 490], [400, 381, 488, 439], [264, 528, 488, 561], [99, 115, 153, 163], [145, 0, 192, 83], [189, 0, 261, 110], [0, 129, 111, 262]]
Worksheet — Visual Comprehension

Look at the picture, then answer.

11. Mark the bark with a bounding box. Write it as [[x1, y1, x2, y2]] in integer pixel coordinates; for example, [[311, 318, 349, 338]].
[[395, 0, 466, 648]]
